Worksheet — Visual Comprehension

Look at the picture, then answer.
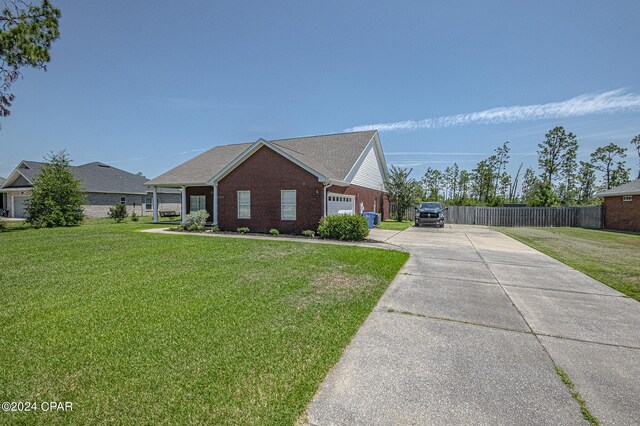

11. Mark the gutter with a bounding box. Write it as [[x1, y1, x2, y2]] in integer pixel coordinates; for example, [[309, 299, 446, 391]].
[[323, 182, 333, 218]]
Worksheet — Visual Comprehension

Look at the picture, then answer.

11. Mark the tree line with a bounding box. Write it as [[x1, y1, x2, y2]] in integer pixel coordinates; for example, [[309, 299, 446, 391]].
[[417, 127, 640, 207]]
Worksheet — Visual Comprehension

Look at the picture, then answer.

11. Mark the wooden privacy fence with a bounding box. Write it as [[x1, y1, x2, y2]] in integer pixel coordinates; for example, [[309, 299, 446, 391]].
[[445, 205, 603, 228], [390, 204, 603, 228]]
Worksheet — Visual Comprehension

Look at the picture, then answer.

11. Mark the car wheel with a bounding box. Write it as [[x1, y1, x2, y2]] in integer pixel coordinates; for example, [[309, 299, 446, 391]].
[[414, 222, 419, 227]]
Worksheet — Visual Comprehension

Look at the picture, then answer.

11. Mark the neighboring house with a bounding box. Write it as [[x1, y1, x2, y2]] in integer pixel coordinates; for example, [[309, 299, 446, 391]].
[[0, 161, 181, 219], [0, 177, 5, 211], [146, 130, 389, 233], [597, 179, 640, 232]]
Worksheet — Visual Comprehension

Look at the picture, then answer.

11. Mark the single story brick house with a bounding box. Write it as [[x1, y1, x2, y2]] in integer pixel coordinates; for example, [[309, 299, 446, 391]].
[[146, 130, 389, 233], [597, 179, 640, 232], [0, 161, 181, 219]]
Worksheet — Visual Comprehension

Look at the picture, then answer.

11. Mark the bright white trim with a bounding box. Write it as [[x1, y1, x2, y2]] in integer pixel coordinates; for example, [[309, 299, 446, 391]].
[[281, 190, 296, 220], [152, 187, 158, 223], [181, 186, 187, 225], [237, 190, 250, 219], [213, 183, 218, 225]]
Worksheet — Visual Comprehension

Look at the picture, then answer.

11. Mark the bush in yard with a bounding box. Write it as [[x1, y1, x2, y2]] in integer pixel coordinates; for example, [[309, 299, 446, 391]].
[[209, 225, 220, 233], [108, 203, 128, 223], [185, 210, 209, 231], [302, 230, 315, 237], [131, 210, 138, 222], [269, 228, 280, 236], [237, 227, 249, 234], [317, 215, 369, 241], [26, 151, 85, 228]]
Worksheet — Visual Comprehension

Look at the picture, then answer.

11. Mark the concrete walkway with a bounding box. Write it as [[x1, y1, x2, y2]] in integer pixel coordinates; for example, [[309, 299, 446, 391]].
[[141, 227, 401, 251], [307, 225, 640, 425]]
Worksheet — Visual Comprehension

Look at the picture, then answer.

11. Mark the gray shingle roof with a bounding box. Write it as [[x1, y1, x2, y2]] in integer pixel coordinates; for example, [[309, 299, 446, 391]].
[[146, 130, 377, 186], [597, 179, 640, 197], [0, 177, 5, 186], [3, 161, 178, 194]]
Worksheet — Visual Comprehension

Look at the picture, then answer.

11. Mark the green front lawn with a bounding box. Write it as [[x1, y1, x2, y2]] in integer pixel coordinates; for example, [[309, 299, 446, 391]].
[[496, 227, 640, 301], [379, 220, 413, 231], [0, 219, 408, 424]]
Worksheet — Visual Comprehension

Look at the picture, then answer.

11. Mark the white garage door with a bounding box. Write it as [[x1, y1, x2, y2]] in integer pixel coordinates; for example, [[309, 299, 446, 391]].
[[327, 193, 355, 215], [13, 196, 29, 218]]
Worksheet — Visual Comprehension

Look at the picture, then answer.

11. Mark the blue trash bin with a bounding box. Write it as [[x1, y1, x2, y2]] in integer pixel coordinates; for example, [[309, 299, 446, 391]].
[[362, 212, 376, 229]]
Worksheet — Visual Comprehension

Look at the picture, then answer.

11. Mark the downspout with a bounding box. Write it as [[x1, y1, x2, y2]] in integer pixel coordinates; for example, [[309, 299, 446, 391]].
[[323, 182, 333, 218]]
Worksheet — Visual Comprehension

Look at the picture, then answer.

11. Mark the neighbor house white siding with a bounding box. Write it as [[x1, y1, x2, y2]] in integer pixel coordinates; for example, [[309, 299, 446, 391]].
[[350, 144, 385, 191]]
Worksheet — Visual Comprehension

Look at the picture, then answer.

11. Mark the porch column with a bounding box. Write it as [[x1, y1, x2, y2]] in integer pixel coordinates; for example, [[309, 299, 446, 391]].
[[152, 186, 158, 223], [213, 183, 218, 225], [181, 186, 187, 225], [10, 194, 15, 218]]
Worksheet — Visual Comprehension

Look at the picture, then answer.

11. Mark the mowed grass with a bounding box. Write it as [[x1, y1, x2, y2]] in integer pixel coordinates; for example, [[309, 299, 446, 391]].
[[0, 219, 408, 425], [496, 227, 640, 301], [379, 220, 413, 231]]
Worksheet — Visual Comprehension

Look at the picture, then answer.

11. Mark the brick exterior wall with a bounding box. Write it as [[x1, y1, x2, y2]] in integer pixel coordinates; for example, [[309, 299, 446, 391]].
[[217, 146, 324, 233], [604, 195, 640, 232], [84, 192, 181, 219], [330, 184, 389, 220], [185, 186, 214, 220]]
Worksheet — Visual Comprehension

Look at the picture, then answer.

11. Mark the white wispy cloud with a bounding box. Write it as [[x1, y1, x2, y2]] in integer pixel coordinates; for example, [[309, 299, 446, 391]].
[[346, 89, 640, 132]]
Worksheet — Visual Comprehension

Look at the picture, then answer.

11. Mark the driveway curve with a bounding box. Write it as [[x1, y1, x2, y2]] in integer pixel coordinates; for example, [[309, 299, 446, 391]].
[[307, 225, 640, 425]]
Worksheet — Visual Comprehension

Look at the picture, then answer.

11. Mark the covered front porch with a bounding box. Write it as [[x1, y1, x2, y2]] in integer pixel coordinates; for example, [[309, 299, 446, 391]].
[[149, 184, 218, 225]]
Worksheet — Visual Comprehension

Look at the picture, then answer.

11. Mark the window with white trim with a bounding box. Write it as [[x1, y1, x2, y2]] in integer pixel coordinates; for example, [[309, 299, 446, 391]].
[[145, 195, 152, 210], [623, 195, 633, 202], [281, 190, 296, 220], [237, 191, 250, 219], [190, 195, 206, 212], [120, 197, 126, 205]]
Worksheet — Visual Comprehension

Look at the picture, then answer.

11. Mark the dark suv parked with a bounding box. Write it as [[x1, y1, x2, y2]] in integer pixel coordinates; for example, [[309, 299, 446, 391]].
[[415, 202, 447, 227]]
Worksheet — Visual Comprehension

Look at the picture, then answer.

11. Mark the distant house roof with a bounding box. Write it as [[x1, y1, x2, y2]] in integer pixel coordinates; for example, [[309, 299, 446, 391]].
[[0, 176, 5, 186], [146, 130, 382, 187], [597, 179, 640, 197], [1, 161, 178, 195]]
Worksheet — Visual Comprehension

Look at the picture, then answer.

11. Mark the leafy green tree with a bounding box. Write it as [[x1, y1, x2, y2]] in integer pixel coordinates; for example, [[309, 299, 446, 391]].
[[108, 203, 127, 223], [610, 162, 630, 188], [456, 169, 472, 204], [631, 134, 640, 179], [421, 167, 443, 201], [576, 161, 597, 205], [26, 150, 85, 227], [537, 127, 578, 186], [472, 159, 495, 204], [385, 165, 420, 221], [1, 0, 61, 117], [590, 143, 627, 189], [493, 141, 510, 197]]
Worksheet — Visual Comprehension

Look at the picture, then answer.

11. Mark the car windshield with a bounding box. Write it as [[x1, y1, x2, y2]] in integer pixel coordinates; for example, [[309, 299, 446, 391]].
[[420, 202, 442, 209]]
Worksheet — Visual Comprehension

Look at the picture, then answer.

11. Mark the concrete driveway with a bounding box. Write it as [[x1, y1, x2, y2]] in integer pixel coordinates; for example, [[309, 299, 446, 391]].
[[307, 225, 640, 425]]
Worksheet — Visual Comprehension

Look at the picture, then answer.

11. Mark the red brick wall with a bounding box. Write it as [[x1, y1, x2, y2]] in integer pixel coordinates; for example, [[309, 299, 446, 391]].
[[330, 184, 389, 220], [186, 186, 214, 220], [604, 196, 640, 232], [217, 146, 324, 233]]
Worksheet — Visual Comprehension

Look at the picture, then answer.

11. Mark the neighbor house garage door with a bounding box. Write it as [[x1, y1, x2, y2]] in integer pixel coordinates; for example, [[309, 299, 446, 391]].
[[13, 196, 29, 218], [327, 193, 355, 215]]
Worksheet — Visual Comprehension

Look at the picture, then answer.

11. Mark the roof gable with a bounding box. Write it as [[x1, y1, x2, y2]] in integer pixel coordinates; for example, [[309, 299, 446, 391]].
[[146, 130, 380, 187]]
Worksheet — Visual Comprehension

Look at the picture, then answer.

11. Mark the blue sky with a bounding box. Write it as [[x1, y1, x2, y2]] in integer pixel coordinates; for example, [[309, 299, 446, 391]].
[[1, 0, 639, 180]]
